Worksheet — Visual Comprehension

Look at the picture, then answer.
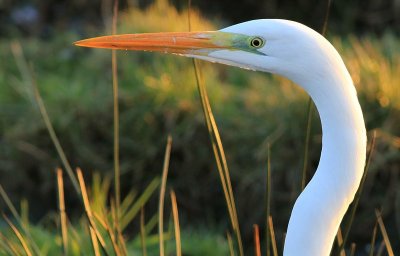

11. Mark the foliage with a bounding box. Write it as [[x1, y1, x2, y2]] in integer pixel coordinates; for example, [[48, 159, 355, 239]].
[[3, 0, 400, 37], [0, 0, 399, 253]]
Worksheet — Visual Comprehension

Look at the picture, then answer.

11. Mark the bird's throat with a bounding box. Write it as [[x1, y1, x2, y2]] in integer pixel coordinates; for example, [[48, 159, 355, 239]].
[[284, 69, 367, 256]]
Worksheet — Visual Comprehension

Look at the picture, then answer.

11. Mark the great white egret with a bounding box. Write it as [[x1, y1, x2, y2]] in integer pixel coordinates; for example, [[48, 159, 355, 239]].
[[75, 19, 367, 255]]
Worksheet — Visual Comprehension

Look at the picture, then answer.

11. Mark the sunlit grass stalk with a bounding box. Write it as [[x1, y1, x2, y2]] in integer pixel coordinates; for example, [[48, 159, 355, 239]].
[[111, 0, 122, 240], [120, 178, 160, 230], [349, 243, 356, 256], [140, 207, 148, 256], [265, 143, 272, 256], [20, 200, 29, 229], [159, 136, 172, 256], [340, 131, 377, 253], [335, 228, 346, 256], [76, 168, 108, 254], [188, 4, 240, 252], [0, 231, 20, 255], [116, 210, 128, 255], [102, 203, 122, 256], [368, 220, 378, 256], [376, 241, 385, 256], [89, 227, 101, 256], [0, 185, 41, 255], [170, 190, 182, 256], [93, 212, 108, 230], [57, 168, 69, 255], [226, 232, 235, 256], [192, 59, 243, 255], [2, 214, 32, 256], [10, 41, 80, 194], [268, 216, 278, 256], [187, 1, 243, 254], [375, 209, 394, 256], [253, 224, 261, 256]]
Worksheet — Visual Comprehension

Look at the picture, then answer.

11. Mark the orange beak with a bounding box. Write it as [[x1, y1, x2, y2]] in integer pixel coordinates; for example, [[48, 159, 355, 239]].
[[74, 31, 233, 55]]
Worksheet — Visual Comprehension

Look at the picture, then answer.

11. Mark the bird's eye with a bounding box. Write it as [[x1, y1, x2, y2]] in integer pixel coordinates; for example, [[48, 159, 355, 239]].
[[249, 37, 265, 48]]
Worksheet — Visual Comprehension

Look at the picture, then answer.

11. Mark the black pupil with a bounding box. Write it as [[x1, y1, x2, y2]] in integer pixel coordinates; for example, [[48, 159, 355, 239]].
[[252, 38, 261, 47]]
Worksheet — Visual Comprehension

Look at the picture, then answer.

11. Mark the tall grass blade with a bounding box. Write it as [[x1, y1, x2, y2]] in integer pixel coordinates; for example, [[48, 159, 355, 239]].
[[268, 216, 278, 256], [170, 190, 182, 256], [144, 214, 158, 235], [101, 204, 122, 256], [111, 0, 122, 240], [118, 233, 127, 255], [76, 168, 108, 254], [335, 227, 346, 256], [120, 178, 160, 230], [57, 168, 69, 255], [226, 232, 235, 256], [187, 2, 243, 254], [89, 227, 101, 256], [349, 243, 356, 256], [253, 224, 261, 256], [341, 131, 377, 253], [375, 209, 394, 256], [369, 221, 378, 256], [120, 190, 138, 218], [159, 136, 172, 256], [9, 42, 80, 194], [20, 200, 29, 229], [111, 199, 124, 256], [0, 231, 20, 255], [140, 207, 148, 256], [376, 240, 385, 256], [93, 212, 108, 230], [192, 42, 243, 256], [2, 214, 32, 256], [265, 143, 272, 256], [321, 0, 332, 36], [0, 185, 41, 255]]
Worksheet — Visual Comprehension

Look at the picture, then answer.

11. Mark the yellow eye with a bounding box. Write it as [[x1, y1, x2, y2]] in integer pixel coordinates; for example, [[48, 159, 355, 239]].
[[250, 37, 264, 48]]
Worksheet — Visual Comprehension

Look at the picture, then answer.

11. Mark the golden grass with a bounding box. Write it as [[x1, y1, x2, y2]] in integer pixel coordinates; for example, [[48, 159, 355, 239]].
[[158, 135, 172, 256], [170, 190, 182, 256], [56, 168, 68, 255], [111, 0, 121, 238], [375, 209, 394, 256], [2, 214, 32, 256], [369, 221, 378, 256], [226, 232, 235, 256], [76, 168, 107, 253], [10, 41, 80, 195], [268, 216, 278, 256], [1, 1, 398, 255], [253, 224, 261, 256], [265, 143, 272, 256], [140, 207, 147, 256]]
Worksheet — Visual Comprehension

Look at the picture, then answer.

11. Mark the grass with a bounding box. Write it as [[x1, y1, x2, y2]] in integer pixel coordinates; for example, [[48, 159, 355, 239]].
[[0, 0, 399, 254]]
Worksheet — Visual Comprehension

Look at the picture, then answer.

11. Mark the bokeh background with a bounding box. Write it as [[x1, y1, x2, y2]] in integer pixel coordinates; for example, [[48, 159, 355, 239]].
[[1, 0, 399, 254]]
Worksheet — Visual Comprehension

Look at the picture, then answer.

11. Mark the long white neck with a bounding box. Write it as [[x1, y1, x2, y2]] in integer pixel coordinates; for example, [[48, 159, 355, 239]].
[[283, 51, 367, 255]]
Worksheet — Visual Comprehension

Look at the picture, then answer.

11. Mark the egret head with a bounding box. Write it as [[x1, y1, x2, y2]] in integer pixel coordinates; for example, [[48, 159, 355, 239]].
[[75, 19, 334, 85]]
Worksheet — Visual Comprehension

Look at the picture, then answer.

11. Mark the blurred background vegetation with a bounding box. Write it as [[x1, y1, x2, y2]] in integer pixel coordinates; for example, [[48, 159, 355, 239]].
[[0, 0, 399, 254]]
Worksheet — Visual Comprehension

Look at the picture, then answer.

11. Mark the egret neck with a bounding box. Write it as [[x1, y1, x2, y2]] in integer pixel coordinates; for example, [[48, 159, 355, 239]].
[[74, 19, 367, 256], [283, 56, 367, 255]]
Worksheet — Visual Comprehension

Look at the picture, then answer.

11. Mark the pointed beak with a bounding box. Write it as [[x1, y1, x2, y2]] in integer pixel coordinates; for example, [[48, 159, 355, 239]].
[[74, 31, 234, 56]]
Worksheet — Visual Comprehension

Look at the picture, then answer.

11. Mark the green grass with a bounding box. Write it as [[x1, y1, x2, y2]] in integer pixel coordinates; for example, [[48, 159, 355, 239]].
[[0, 0, 399, 254]]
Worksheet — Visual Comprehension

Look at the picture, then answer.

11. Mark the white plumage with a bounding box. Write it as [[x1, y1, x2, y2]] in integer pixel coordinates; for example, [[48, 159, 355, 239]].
[[76, 19, 367, 255]]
